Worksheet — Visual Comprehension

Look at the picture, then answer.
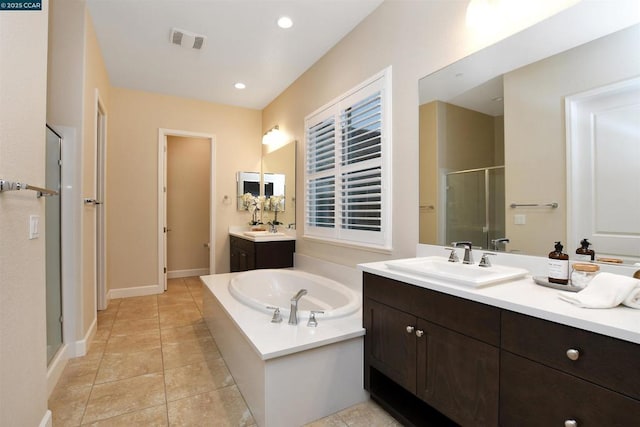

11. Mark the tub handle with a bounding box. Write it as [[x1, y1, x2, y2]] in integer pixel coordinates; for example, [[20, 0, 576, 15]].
[[266, 306, 282, 323], [308, 310, 324, 328]]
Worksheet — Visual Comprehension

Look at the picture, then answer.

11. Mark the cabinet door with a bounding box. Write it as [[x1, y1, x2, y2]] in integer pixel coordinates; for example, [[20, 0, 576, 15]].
[[364, 299, 417, 394], [501, 351, 640, 426], [416, 319, 499, 427]]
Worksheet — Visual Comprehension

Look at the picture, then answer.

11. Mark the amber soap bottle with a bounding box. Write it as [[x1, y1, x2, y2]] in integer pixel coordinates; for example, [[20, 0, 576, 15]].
[[576, 238, 595, 261], [548, 241, 569, 285]]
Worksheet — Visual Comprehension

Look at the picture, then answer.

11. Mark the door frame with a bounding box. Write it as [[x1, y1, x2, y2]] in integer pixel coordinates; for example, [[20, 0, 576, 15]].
[[157, 129, 216, 291], [95, 89, 108, 310]]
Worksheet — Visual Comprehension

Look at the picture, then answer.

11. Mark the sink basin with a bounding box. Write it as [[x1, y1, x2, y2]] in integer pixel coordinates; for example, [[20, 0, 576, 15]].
[[385, 256, 528, 287], [243, 231, 285, 237]]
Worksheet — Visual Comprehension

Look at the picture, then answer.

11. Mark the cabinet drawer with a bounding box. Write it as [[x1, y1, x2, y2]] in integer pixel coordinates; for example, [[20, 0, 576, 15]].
[[502, 310, 640, 400], [363, 273, 500, 346], [500, 351, 640, 426], [230, 235, 255, 253]]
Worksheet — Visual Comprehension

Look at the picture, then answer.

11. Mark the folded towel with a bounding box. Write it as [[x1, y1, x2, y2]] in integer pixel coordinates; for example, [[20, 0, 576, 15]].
[[558, 272, 640, 309], [623, 286, 640, 309]]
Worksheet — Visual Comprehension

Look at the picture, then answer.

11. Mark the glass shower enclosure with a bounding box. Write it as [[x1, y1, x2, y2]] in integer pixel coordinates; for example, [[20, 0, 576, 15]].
[[445, 166, 505, 250], [46, 125, 63, 364]]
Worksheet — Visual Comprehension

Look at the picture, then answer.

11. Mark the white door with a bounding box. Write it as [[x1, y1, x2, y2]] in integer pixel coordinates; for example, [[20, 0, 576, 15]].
[[96, 94, 108, 310], [567, 77, 640, 261]]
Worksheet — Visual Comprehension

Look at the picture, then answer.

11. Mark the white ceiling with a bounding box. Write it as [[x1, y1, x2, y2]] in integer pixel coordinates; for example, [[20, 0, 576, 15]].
[[86, 0, 383, 110]]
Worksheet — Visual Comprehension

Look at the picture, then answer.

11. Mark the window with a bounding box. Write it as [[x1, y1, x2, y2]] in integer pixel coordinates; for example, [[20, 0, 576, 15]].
[[304, 68, 391, 249]]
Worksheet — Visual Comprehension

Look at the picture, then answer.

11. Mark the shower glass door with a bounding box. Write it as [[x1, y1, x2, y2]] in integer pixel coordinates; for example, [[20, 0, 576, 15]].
[[46, 125, 63, 364], [445, 166, 505, 250]]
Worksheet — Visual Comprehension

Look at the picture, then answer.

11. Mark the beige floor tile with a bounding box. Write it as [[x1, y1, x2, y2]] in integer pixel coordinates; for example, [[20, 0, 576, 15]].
[[165, 357, 235, 402], [104, 329, 161, 353], [162, 336, 221, 369], [95, 348, 163, 384], [86, 340, 107, 357], [118, 295, 158, 309], [184, 277, 203, 289], [82, 372, 165, 424], [55, 355, 102, 389], [111, 317, 159, 335], [81, 404, 168, 427], [160, 320, 212, 345], [334, 400, 402, 427], [167, 385, 255, 427], [49, 384, 92, 427], [115, 306, 159, 322], [159, 306, 202, 328], [305, 413, 349, 427], [93, 327, 111, 342], [157, 293, 195, 306]]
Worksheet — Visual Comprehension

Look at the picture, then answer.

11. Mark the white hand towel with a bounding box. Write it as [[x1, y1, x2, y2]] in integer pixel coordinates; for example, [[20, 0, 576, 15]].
[[558, 272, 640, 309], [623, 285, 640, 309]]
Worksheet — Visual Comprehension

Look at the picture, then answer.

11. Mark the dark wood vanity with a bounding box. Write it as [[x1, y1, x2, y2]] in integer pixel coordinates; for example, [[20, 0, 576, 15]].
[[363, 272, 640, 427], [230, 235, 295, 272]]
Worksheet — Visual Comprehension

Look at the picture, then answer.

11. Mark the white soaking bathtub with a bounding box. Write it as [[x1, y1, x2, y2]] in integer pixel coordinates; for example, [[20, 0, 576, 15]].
[[228, 269, 360, 319], [202, 268, 367, 427]]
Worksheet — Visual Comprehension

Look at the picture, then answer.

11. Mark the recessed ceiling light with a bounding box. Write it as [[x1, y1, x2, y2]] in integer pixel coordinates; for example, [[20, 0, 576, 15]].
[[234, 82, 246, 90], [277, 16, 293, 29]]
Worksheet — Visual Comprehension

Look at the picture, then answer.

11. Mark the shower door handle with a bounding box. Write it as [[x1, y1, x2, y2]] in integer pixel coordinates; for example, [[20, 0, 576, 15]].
[[84, 198, 102, 205]]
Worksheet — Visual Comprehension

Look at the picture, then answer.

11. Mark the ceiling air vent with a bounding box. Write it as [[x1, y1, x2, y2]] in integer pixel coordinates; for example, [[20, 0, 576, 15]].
[[169, 28, 206, 50]]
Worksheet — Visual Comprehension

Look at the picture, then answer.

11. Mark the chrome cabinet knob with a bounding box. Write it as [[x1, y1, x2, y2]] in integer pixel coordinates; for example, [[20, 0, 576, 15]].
[[564, 419, 577, 427], [566, 349, 580, 361], [415, 330, 424, 338], [406, 326, 415, 334]]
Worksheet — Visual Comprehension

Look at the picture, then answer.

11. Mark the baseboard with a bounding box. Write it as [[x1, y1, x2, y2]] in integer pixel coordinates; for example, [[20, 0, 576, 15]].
[[39, 410, 52, 427], [67, 316, 97, 358], [47, 344, 69, 397], [168, 268, 210, 279], [108, 283, 164, 299]]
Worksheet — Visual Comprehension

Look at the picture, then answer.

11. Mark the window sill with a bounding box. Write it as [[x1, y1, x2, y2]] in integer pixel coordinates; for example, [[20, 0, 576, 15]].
[[302, 234, 393, 255]]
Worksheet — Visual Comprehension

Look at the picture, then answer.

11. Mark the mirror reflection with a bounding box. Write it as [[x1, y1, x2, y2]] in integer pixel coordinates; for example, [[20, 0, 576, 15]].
[[262, 140, 296, 228], [419, 24, 640, 262]]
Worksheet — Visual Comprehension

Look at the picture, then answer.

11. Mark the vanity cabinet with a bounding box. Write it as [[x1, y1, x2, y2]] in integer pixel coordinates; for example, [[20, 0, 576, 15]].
[[363, 272, 640, 427], [229, 235, 295, 272], [363, 273, 500, 426], [500, 311, 640, 426]]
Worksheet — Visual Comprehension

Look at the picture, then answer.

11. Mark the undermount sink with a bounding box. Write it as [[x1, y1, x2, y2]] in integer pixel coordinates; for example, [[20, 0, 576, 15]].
[[385, 256, 528, 288], [243, 231, 285, 237]]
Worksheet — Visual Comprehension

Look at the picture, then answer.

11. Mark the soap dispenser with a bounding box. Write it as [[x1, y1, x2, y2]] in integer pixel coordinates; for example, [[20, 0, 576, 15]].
[[576, 238, 595, 261], [548, 241, 569, 285]]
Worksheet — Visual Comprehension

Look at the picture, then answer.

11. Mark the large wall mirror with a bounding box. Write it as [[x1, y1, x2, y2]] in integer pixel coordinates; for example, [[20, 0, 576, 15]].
[[236, 140, 296, 228], [419, 23, 640, 263]]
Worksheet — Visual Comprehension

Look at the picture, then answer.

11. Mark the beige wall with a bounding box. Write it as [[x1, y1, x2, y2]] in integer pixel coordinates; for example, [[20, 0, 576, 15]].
[[167, 136, 211, 272], [107, 87, 261, 288], [0, 2, 50, 425], [504, 24, 640, 256], [261, 1, 580, 267]]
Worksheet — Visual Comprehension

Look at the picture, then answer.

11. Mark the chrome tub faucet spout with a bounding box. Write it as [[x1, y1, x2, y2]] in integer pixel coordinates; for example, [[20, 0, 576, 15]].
[[288, 289, 308, 325]]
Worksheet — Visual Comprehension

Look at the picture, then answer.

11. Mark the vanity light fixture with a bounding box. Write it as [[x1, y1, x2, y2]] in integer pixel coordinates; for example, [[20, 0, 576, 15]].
[[262, 125, 284, 145], [234, 82, 246, 90], [277, 16, 293, 29]]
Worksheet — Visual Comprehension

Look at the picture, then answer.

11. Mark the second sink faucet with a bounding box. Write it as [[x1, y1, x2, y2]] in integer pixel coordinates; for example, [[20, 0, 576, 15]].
[[288, 289, 308, 325], [452, 241, 474, 264]]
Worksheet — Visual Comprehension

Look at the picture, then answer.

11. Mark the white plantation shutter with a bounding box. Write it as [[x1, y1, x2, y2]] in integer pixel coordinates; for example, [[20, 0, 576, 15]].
[[304, 68, 391, 248]]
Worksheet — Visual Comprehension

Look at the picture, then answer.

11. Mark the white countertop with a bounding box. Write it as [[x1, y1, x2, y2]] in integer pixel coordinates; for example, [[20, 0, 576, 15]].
[[201, 273, 365, 360], [359, 261, 640, 344], [229, 227, 296, 242]]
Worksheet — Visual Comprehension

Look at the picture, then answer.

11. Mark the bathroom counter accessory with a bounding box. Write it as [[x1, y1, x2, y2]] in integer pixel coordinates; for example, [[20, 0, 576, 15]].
[[532, 276, 580, 292]]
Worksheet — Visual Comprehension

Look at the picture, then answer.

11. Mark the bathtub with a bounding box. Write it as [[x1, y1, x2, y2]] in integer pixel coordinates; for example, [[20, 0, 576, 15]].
[[228, 269, 360, 319], [202, 268, 367, 427]]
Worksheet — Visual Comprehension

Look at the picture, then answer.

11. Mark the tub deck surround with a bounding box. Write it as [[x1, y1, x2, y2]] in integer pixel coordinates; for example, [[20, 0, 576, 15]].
[[201, 270, 368, 427], [201, 273, 364, 360], [358, 261, 640, 345], [229, 225, 296, 242]]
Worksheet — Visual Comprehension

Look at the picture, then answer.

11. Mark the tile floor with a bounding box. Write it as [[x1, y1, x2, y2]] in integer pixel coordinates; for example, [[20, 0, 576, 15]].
[[49, 277, 401, 426]]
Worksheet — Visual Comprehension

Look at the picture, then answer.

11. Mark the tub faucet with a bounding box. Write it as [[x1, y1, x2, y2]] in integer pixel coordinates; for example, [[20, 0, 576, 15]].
[[452, 241, 473, 264], [288, 289, 308, 325]]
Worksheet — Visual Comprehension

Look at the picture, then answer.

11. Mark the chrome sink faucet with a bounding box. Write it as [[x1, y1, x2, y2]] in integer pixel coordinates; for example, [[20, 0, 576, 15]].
[[491, 237, 510, 251], [288, 289, 308, 325], [452, 241, 474, 264]]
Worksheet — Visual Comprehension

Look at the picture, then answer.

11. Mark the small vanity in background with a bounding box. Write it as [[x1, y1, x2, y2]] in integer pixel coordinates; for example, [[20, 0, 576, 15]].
[[229, 227, 295, 272]]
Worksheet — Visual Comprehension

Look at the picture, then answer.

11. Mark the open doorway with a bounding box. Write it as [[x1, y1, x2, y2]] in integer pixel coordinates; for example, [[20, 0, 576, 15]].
[[158, 129, 216, 291]]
